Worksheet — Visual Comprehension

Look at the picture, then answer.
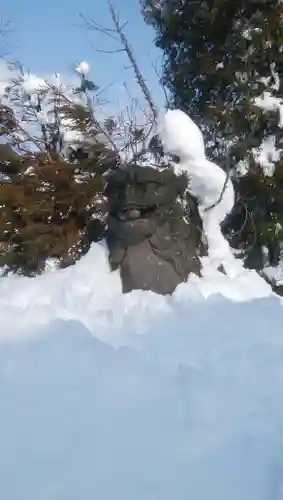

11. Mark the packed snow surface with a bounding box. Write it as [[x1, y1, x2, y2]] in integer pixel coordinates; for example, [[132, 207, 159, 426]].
[[1, 242, 283, 500]]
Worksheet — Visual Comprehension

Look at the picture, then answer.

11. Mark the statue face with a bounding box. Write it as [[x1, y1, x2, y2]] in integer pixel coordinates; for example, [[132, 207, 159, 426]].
[[105, 166, 166, 247], [105, 164, 188, 219]]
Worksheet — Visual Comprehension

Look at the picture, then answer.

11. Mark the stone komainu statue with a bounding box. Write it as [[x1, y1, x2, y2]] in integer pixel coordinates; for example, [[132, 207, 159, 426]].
[[105, 164, 204, 295]]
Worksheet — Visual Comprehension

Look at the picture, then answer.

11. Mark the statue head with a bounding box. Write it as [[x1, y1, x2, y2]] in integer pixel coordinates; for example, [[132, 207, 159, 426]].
[[105, 164, 190, 245]]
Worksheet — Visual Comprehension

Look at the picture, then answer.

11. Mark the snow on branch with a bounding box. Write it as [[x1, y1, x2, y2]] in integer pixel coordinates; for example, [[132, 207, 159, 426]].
[[0, 61, 123, 165]]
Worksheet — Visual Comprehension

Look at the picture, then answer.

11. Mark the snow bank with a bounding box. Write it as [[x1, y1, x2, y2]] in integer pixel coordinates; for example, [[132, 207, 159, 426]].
[[0, 242, 272, 345], [0, 242, 283, 500]]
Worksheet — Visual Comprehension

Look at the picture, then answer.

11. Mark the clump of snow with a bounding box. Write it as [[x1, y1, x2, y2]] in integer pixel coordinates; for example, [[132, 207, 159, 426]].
[[250, 62, 283, 178], [227, 62, 283, 180], [235, 158, 249, 176], [254, 91, 283, 128], [159, 109, 240, 277], [158, 110, 233, 218], [242, 27, 262, 40], [263, 258, 283, 287], [23, 165, 35, 176], [61, 127, 85, 145], [21, 73, 48, 95], [159, 108, 206, 162], [252, 135, 280, 177], [216, 62, 224, 70], [0, 241, 283, 500], [259, 63, 280, 92], [242, 28, 253, 40], [235, 71, 248, 84], [44, 258, 60, 273], [75, 61, 90, 76], [253, 63, 283, 127]]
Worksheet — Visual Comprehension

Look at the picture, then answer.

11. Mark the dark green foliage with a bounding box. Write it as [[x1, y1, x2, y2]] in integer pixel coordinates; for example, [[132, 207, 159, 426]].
[[0, 134, 115, 275], [142, 0, 283, 271], [227, 158, 283, 268], [0, 72, 117, 276]]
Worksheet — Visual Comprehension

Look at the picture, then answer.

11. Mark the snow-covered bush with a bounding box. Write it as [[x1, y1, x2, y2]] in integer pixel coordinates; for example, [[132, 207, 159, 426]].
[[0, 62, 118, 275]]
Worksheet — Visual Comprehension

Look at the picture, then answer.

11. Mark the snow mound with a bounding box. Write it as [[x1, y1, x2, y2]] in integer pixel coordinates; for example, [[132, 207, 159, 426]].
[[0, 243, 283, 500], [0, 242, 273, 345]]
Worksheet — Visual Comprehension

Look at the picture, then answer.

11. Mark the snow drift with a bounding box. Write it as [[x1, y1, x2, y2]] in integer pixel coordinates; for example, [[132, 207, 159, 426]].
[[0, 241, 272, 345], [1, 241, 283, 500]]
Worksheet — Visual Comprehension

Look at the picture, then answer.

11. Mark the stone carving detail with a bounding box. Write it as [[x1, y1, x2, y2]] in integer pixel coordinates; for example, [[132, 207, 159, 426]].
[[105, 164, 204, 295]]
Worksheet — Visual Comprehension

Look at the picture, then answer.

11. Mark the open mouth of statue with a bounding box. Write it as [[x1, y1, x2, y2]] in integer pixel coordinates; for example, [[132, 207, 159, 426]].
[[117, 205, 158, 221]]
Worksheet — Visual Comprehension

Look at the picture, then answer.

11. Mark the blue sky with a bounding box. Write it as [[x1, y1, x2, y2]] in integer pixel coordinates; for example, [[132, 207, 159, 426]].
[[2, 0, 164, 108]]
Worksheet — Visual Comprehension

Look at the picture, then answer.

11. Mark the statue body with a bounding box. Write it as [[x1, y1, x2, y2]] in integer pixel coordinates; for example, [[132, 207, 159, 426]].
[[105, 165, 203, 295]]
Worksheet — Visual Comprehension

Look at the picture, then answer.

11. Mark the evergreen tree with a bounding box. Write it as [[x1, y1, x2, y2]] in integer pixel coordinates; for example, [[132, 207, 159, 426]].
[[142, 0, 283, 275], [0, 65, 118, 275]]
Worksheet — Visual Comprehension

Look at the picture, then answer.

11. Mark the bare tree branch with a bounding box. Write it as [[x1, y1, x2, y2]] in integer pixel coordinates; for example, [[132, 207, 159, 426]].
[[107, 0, 158, 121], [81, 1, 158, 123], [0, 15, 12, 56], [95, 48, 125, 54], [79, 13, 120, 41], [151, 58, 170, 109], [204, 152, 232, 212]]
